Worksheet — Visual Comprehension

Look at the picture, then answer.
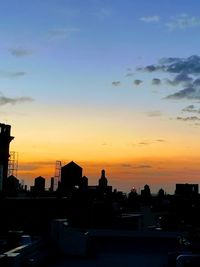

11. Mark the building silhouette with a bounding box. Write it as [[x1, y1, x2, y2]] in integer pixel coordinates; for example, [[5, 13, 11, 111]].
[[79, 176, 88, 190], [98, 169, 108, 187], [61, 161, 83, 193], [34, 176, 45, 193], [4, 175, 19, 195], [0, 123, 14, 191], [50, 177, 54, 192], [175, 183, 198, 196], [98, 169, 112, 196]]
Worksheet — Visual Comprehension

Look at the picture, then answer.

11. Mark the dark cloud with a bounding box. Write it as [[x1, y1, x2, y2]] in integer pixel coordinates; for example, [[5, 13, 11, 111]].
[[134, 79, 143, 85], [177, 116, 200, 121], [144, 65, 162, 72], [156, 139, 166, 142], [193, 78, 200, 86], [152, 78, 161, 85], [9, 47, 33, 57], [112, 81, 121, 86], [166, 73, 193, 86], [182, 105, 200, 114], [136, 55, 200, 102], [165, 55, 200, 74], [140, 55, 200, 75], [0, 71, 26, 78], [0, 96, 34, 106], [165, 87, 200, 100], [158, 57, 182, 64]]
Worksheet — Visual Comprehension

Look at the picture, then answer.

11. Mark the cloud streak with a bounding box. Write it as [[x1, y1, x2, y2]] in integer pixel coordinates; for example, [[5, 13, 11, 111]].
[[177, 116, 200, 121], [132, 165, 152, 169], [0, 70, 26, 78], [146, 111, 162, 117], [49, 27, 79, 39], [182, 105, 200, 114], [112, 81, 121, 86], [0, 96, 34, 106], [140, 16, 160, 23], [8, 47, 33, 57], [166, 14, 200, 30]]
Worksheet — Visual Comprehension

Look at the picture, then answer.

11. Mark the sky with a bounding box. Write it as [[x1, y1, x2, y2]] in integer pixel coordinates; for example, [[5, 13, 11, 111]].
[[1, 0, 200, 193]]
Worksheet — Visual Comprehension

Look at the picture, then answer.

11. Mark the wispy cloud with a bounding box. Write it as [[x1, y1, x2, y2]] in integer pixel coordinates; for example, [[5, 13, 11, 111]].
[[165, 87, 200, 100], [140, 16, 160, 23], [146, 111, 162, 117], [121, 163, 152, 169], [138, 141, 150, 145], [48, 27, 79, 39], [8, 47, 33, 57], [125, 72, 134, 77], [0, 96, 34, 106], [182, 105, 200, 114], [177, 116, 200, 121], [132, 165, 152, 169], [0, 70, 26, 79], [18, 161, 54, 171], [112, 81, 121, 86], [156, 139, 166, 142], [166, 14, 200, 30]]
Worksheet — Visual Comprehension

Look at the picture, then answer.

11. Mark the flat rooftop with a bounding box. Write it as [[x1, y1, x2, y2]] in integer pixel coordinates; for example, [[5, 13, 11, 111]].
[[48, 229, 180, 267]]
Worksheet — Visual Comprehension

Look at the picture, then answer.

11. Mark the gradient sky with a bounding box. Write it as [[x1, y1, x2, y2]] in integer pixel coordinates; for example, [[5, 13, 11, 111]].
[[1, 0, 200, 193]]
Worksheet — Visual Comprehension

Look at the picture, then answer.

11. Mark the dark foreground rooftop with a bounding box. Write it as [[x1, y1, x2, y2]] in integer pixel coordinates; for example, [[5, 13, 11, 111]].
[[48, 228, 181, 267]]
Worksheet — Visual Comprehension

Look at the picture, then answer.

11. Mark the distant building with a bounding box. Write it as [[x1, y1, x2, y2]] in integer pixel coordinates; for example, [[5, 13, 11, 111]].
[[0, 123, 14, 191], [98, 169, 112, 195], [80, 176, 88, 190], [50, 177, 54, 192], [4, 175, 19, 195], [61, 161, 83, 193], [98, 170, 108, 187], [175, 183, 198, 196], [34, 176, 45, 193]]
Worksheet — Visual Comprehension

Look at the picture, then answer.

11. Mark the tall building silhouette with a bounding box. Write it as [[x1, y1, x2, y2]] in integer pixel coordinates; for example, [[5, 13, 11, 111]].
[[61, 161, 83, 193], [0, 123, 14, 191]]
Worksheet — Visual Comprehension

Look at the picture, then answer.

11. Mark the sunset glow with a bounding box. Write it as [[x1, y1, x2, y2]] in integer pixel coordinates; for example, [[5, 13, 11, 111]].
[[1, 0, 200, 193]]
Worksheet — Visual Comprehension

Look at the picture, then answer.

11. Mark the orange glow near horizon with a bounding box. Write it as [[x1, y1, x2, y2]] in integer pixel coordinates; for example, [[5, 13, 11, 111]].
[[16, 155, 200, 194], [6, 104, 200, 194]]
